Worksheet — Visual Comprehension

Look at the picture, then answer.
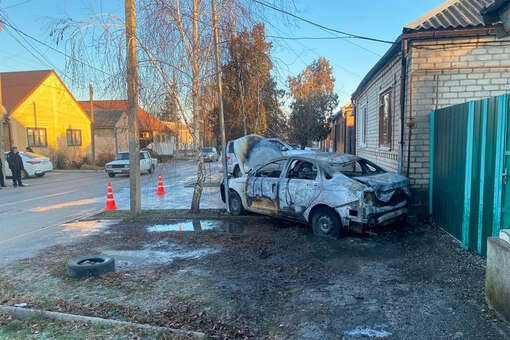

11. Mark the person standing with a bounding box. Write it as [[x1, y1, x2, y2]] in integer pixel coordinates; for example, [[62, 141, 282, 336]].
[[0, 156, 6, 189], [7, 146, 24, 187]]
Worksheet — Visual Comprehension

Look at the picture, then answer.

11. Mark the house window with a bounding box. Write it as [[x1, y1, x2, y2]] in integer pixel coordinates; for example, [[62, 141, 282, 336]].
[[359, 106, 367, 148], [66, 129, 82, 146], [379, 89, 392, 148], [27, 128, 47, 147]]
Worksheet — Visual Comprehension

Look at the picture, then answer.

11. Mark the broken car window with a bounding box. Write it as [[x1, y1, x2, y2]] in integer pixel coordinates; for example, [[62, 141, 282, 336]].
[[330, 159, 385, 177], [287, 160, 317, 180], [255, 160, 287, 178]]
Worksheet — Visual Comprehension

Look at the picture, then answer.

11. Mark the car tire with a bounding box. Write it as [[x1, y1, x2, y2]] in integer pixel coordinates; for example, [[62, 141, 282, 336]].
[[229, 190, 245, 216], [311, 207, 343, 239], [35, 173, 45, 177], [108, 172, 115, 178], [233, 165, 241, 178], [66, 255, 115, 278]]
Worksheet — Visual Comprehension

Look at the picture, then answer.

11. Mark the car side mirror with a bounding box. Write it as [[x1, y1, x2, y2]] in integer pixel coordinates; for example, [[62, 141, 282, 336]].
[[281, 146, 288, 152]]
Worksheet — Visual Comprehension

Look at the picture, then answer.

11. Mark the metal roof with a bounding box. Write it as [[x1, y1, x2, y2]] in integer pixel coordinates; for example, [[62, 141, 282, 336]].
[[404, 0, 495, 32]]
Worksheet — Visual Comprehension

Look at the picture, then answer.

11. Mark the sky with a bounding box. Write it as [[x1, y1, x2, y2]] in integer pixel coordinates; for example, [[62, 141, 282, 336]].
[[0, 0, 445, 107]]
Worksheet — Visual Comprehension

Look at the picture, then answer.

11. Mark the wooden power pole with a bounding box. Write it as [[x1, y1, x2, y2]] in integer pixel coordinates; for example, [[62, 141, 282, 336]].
[[0, 20, 5, 186], [89, 84, 96, 166], [212, 0, 230, 212], [125, 0, 141, 216]]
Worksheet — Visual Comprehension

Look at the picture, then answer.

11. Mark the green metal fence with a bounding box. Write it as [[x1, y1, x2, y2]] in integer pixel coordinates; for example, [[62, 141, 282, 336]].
[[430, 94, 509, 256]]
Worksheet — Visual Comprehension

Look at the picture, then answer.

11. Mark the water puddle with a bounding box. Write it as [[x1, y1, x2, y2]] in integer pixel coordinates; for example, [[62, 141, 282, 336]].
[[103, 241, 220, 269], [345, 326, 392, 338], [147, 219, 246, 234], [60, 219, 121, 238]]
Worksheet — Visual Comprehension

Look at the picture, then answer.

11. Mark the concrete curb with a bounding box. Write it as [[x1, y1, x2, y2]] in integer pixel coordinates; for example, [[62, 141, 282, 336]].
[[0, 305, 205, 339]]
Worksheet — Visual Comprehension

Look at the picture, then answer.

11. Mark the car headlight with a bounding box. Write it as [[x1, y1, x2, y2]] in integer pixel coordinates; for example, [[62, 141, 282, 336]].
[[362, 191, 376, 205]]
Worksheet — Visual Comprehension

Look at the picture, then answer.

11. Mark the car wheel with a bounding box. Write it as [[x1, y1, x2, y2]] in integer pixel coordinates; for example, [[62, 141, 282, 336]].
[[35, 173, 45, 177], [233, 165, 241, 178], [229, 190, 245, 216], [108, 172, 115, 178], [311, 207, 343, 239], [66, 255, 115, 278]]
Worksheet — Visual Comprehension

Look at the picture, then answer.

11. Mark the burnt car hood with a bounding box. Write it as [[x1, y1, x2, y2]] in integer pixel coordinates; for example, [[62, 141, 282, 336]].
[[354, 172, 411, 202], [233, 134, 283, 174]]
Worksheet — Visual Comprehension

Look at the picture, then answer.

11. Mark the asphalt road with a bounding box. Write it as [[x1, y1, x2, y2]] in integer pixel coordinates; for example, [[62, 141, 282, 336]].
[[0, 160, 223, 266]]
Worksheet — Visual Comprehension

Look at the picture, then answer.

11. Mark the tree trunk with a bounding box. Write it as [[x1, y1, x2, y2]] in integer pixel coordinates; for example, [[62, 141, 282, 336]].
[[190, 0, 204, 213], [238, 71, 247, 136], [254, 77, 260, 134]]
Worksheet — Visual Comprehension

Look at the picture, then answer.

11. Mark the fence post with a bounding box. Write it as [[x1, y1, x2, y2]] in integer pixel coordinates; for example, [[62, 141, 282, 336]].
[[477, 99, 488, 254], [462, 101, 475, 250], [429, 111, 435, 217], [493, 94, 508, 237]]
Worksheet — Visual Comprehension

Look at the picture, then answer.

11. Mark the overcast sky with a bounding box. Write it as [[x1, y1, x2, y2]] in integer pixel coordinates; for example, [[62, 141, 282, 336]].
[[0, 0, 445, 107]]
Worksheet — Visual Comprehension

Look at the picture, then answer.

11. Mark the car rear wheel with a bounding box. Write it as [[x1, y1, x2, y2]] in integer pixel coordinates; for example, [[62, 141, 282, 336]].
[[108, 172, 115, 178], [229, 190, 245, 216], [311, 207, 343, 239]]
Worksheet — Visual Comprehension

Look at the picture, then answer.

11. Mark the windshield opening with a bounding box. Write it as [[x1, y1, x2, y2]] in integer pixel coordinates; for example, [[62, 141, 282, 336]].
[[117, 153, 129, 160], [329, 159, 385, 178]]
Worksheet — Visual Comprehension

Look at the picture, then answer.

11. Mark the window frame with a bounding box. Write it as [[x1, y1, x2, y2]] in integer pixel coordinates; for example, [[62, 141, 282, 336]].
[[66, 129, 82, 147], [27, 127, 48, 147], [359, 105, 367, 148], [378, 88, 392, 149], [254, 159, 287, 178]]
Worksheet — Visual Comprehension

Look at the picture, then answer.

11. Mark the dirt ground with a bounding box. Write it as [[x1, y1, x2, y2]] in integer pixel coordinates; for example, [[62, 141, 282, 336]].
[[1, 214, 509, 339]]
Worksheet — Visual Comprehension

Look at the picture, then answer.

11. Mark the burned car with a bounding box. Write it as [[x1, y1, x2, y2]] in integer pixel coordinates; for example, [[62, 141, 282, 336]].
[[220, 138, 410, 238]]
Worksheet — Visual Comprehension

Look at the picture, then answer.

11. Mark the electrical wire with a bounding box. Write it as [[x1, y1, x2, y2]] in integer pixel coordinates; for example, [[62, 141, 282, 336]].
[[252, 0, 395, 44]]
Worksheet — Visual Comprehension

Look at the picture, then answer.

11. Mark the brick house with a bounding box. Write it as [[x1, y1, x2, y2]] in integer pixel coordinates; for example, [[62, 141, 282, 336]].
[[351, 0, 510, 211]]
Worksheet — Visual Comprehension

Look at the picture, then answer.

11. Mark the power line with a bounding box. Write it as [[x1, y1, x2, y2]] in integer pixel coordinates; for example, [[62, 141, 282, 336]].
[[0, 16, 113, 76], [267, 35, 355, 40], [253, 0, 395, 45]]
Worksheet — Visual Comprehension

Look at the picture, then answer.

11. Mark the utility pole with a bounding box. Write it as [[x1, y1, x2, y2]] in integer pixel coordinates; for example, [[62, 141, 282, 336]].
[[212, 0, 230, 212], [0, 20, 5, 186], [89, 84, 95, 166], [125, 0, 141, 216]]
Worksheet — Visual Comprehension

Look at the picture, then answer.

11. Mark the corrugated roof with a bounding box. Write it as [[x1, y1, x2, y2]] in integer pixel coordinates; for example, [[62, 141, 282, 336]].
[[0, 70, 52, 113], [78, 100, 169, 132], [404, 0, 495, 32]]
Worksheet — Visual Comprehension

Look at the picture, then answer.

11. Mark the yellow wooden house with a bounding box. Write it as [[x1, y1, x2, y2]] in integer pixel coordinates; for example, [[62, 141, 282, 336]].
[[1, 70, 92, 163]]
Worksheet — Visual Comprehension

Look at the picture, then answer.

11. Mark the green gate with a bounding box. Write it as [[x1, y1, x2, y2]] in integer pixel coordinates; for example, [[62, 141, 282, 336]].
[[430, 94, 510, 256]]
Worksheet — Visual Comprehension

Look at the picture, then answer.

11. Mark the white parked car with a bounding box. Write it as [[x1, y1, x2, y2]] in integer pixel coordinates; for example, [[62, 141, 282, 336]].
[[4, 152, 53, 178], [105, 151, 158, 177]]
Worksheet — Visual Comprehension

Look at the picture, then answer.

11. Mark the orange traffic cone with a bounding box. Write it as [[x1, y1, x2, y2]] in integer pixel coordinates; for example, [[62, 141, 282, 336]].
[[156, 173, 166, 195], [104, 182, 118, 210]]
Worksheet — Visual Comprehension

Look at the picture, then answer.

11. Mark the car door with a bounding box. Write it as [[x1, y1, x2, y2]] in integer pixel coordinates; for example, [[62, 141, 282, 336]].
[[279, 159, 321, 218], [245, 159, 287, 214]]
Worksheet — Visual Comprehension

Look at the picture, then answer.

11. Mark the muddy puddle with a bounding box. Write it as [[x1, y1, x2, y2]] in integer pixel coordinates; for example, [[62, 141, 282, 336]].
[[59, 219, 121, 238], [103, 241, 220, 270], [147, 219, 247, 234]]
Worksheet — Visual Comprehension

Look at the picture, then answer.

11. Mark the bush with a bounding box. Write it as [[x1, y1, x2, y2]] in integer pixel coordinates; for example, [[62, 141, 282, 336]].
[[54, 153, 68, 169], [96, 152, 115, 167]]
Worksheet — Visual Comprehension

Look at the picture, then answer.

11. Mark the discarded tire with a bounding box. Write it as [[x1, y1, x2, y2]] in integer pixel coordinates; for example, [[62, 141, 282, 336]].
[[66, 255, 115, 278]]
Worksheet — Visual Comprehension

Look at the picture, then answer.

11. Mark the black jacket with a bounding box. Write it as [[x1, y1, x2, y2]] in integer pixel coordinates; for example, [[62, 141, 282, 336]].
[[7, 152, 24, 171]]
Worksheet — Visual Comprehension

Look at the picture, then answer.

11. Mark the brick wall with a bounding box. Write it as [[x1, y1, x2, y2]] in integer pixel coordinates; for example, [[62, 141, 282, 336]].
[[407, 37, 510, 190], [355, 55, 402, 172], [354, 36, 510, 195]]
